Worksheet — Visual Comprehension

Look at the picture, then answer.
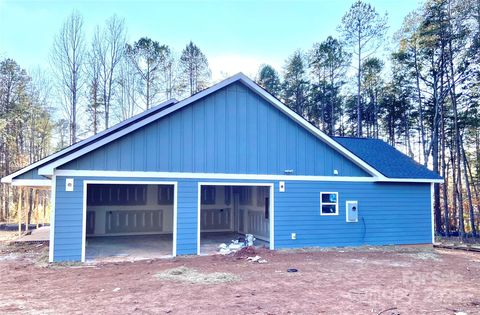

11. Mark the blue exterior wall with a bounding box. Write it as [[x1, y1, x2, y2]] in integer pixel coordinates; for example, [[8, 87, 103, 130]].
[[58, 82, 369, 177], [53, 176, 431, 261], [15, 169, 45, 180]]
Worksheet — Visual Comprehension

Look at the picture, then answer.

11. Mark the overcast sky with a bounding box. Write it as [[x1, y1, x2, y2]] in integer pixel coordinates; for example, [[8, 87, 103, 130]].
[[0, 0, 423, 80]]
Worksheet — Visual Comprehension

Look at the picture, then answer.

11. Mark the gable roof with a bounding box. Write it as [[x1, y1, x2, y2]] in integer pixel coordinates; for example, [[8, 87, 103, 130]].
[[2, 73, 442, 184], [334, 137, 442, 180], [1, 98, 177, 184]]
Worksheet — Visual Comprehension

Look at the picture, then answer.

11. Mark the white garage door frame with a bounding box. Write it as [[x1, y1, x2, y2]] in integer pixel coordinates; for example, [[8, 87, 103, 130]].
[[82, 180, 178, 262], [197, 182, 274, 255]]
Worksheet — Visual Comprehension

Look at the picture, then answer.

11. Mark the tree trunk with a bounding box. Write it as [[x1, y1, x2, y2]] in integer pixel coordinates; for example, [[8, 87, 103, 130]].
[[356, 35, 362, 137], [440, 92, 449, 236], [466, 149, 480, 230], [450, 144, 458, 231], [461, 140, 477, 236]]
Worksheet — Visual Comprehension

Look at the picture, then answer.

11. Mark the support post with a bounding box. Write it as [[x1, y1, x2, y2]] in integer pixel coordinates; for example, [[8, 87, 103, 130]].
[[17, 188, 23, 236], [34, 189, 39, 229], [25, 188, 30, 232]]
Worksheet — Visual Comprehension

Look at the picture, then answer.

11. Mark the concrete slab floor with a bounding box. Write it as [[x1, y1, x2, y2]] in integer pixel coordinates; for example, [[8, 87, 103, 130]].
[[86, 234, 173, 262], [16, 226, 50, 242], [200, 232, 269, 255]]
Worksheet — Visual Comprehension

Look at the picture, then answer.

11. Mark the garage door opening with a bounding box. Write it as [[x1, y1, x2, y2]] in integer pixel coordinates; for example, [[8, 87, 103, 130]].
[[198, 184, 272, 255], [84, 182, 176, 261]]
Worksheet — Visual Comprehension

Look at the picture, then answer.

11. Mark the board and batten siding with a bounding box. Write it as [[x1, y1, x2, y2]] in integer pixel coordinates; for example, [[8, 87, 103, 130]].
[[53, 176, 431, 261], [57, 82, 369, 177], [15, 168, 45, 180]]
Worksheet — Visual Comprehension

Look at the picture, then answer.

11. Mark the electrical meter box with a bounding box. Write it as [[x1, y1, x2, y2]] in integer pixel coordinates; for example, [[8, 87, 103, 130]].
[[346, 201, 358, 223]]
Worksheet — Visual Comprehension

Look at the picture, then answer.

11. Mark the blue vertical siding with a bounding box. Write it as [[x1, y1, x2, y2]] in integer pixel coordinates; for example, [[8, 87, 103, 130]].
[[52, 175, 431, 262], [275, 181, 432, 248], [53, 177, 84, 261], [175, 180, 198, 255], [57, 82, 369, 177], [15, 168, 45, 180]]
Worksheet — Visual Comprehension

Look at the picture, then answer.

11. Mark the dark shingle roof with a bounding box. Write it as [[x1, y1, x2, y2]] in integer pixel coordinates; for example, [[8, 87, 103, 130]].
[[333, 137, 442, 180]]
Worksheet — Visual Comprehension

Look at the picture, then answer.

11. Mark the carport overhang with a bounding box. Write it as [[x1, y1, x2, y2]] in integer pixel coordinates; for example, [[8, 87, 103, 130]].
[[11, 179, 52, 187]]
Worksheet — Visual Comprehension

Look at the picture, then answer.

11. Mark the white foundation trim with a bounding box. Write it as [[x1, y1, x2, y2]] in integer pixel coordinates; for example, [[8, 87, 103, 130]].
[[53, 170, 443, 183], [82, 180, 178, 262], [197, 182, 275, 255]]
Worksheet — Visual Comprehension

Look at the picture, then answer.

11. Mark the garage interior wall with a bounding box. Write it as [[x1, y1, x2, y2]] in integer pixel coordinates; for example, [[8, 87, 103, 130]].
[[200, 185, 270, 241], [86, 184, 174, 236]]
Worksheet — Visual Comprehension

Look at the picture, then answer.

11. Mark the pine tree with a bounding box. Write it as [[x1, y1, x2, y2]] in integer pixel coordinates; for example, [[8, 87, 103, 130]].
[[338, 0, 388, 137], [179, 41, 211, 96], [257, 64, 281, 97], [282, 51, 309, 116], [308, 36, 350, 135]]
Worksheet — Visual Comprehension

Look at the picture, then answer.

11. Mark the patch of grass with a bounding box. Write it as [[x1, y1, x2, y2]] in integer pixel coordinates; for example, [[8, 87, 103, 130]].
[[400, 252, 440, 261], [48, 261, 85, 268], [35, 248, 50, 266], [154, 266, 240, 284]]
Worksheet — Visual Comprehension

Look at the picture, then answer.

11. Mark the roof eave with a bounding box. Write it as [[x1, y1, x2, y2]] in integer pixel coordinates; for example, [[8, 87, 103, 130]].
[[2, 98, 178, 184], [377, 178, 444, 183]]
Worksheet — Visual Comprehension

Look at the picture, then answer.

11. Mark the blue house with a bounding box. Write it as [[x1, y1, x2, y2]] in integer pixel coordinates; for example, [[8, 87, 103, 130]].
[[2, 73, 442, 262]]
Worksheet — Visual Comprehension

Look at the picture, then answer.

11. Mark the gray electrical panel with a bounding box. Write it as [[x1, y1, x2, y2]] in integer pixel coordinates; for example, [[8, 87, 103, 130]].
[[346, 201, 358, 223]]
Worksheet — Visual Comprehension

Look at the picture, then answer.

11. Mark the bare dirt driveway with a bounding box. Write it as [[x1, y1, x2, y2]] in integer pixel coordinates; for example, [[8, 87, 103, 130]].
[[0, 239, 479, 315]]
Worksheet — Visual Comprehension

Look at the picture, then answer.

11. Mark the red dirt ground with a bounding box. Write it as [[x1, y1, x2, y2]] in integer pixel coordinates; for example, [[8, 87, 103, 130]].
[[0, 241, 479, 314]]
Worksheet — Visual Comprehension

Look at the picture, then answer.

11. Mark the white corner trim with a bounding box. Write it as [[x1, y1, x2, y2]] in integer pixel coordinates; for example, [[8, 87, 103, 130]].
[[269, 183, 275, 250], [0, 99, 177, 183], [11, 179, 51, 187], [431, 182, 435, 244], [81, 179, 178, 262], [197, 182, 275, 255], [82, 180, 87, 262], [172, 182, 178, 257], [48, 174, 56, 262]]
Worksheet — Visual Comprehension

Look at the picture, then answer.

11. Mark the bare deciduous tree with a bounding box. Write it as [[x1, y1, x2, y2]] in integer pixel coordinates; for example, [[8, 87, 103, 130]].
[[91, 15, 126, 129], [51, 10, 86, 144]]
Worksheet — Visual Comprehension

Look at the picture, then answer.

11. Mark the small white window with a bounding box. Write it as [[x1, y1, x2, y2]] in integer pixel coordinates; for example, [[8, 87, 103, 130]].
[[320, 192, 338, 216]]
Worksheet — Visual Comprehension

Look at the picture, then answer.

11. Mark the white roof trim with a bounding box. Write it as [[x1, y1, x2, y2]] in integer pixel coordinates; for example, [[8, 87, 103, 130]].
[[1, 98, 177, 183], [53, 170, 443, 183], [3, 72, 438, 182]]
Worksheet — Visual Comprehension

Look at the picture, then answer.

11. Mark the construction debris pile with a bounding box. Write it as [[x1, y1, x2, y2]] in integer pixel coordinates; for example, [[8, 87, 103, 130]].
[[217, 234, 256, 255], [217, 234, 268, 264]]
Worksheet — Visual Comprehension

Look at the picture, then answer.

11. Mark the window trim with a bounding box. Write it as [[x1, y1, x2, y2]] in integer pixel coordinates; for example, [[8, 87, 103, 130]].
[[320, 192, 339, 216]]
